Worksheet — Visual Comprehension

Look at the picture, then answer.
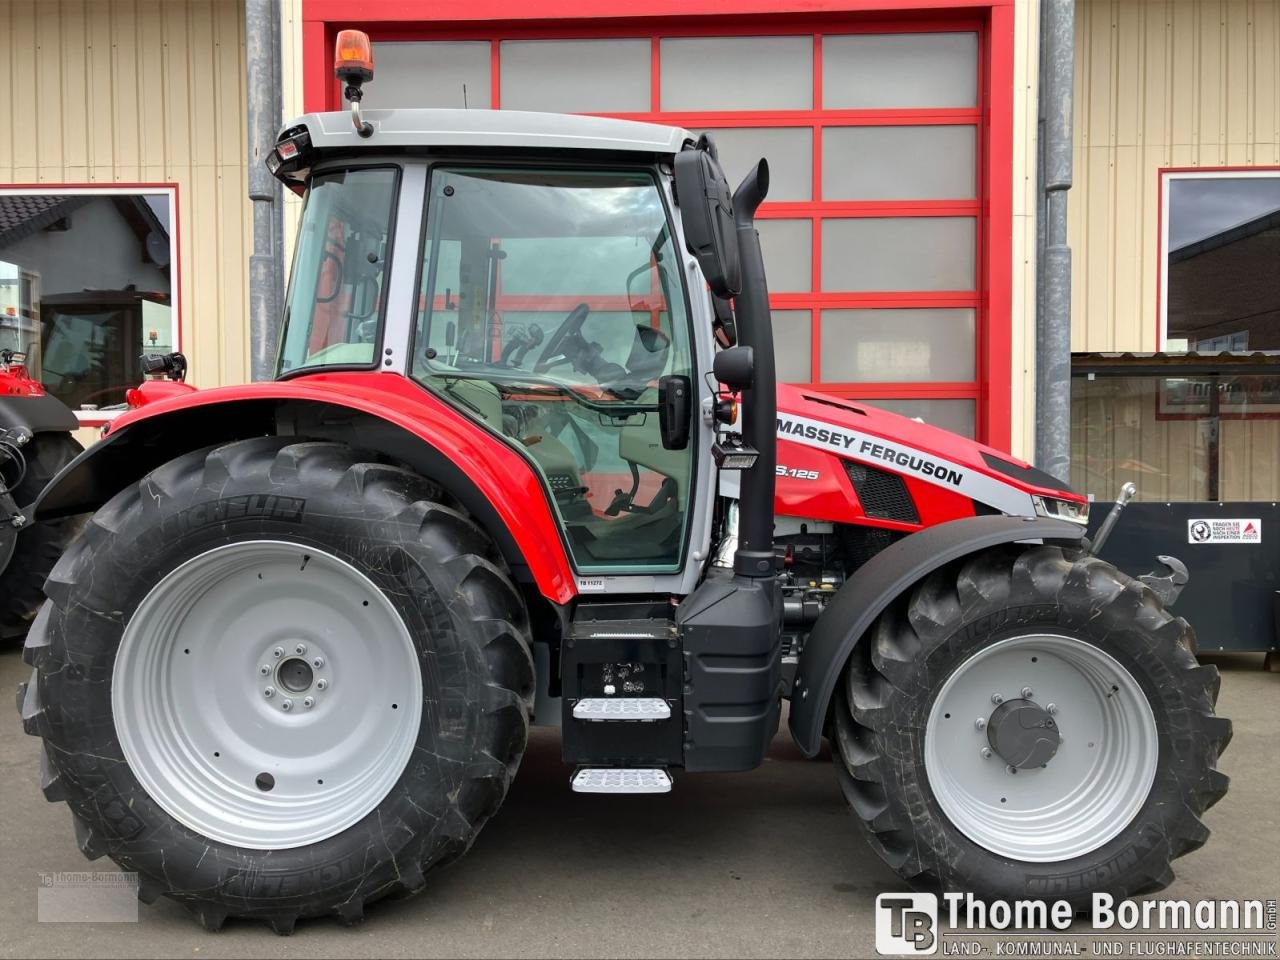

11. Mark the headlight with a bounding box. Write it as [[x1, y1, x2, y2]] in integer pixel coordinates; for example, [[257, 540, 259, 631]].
[[1033, 495, 1090, 526]]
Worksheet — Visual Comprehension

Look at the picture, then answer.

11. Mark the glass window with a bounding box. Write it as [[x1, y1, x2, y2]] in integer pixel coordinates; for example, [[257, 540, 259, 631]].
[[413, 167, 696, 574], [696, 128, 812, 202], [823, 126, 976, 201], [854, 398, 975, 438], [771, 309, 812, 383], [820, 309, 975, 382], [823, 33, 978, 109], [660, 37, 812, 111], [822, 218, 975, 292], [500, 39, 650, 113], [0, 188, 175, 410], [757, 219, 811, 293], [277, 168, 398, 376], [368, 42, 491, 109], [1162, 173, 1280, 351]]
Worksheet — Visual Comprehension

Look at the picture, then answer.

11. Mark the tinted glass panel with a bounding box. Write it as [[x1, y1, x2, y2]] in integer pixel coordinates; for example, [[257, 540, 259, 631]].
[[369, 42, 491, 109], [698, 128, 812, 201], [500, 40, 649, 113], [822, 218, 975, 291], [823, 33, 978, 109], [855, 398, 975, 438], [772, 309, 811, 382], [823, 126, 976, 200], [277, 168, 397, 375], [758, 219, 811, 293], [661, 37, 812, 110], [820, 309, 975, 381]]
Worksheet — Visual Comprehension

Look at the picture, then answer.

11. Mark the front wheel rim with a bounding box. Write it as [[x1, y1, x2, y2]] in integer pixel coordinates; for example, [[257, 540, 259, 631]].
[[113, 540, 423, 850], [923, 633, 1159, 862]]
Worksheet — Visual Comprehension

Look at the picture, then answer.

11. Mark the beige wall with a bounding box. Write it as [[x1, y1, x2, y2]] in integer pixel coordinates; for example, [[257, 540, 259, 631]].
[[0, 0, 250, 392], [1070, 0, 1280, 353]]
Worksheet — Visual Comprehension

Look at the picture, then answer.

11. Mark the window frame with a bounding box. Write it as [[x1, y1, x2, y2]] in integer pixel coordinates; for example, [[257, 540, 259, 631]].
[[1157, 166, 1280, 351], [0, 182, 179, 427]]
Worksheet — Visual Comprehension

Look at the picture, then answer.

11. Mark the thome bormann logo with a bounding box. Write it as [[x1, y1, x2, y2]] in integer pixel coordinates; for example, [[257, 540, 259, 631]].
[[876, 893, 939, 955]]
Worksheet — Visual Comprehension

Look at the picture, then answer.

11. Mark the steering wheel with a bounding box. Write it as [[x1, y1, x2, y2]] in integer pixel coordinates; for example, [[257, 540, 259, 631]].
[[533, 303, 591, 375]]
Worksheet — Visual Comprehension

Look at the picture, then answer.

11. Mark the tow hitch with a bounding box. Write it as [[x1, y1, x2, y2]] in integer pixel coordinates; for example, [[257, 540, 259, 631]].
[[1088, 480, 1189, 607]]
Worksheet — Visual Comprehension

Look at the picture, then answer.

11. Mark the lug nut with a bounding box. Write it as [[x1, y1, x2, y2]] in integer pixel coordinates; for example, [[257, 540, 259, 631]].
[[263, 686, 275, 699], [294, 643, 307, 655], [980, 747, 993, 759], [272, 647, 284, 659], [281, 699, 293, 711], [1021, 686, 1034, 699], [1006, 765, 1018, 775], [259, 664, 271, 676], [311, 656, 324, 669], [316, 679, 328, 691], [975, 717, 987, 731], [991, 694, 1004, 705], [303, 697, 315, 709], [1047, 702, 1058, 714]]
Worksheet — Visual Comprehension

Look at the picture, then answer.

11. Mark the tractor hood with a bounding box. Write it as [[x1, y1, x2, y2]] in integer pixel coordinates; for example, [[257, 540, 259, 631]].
[[761, 384, 1084, 529]]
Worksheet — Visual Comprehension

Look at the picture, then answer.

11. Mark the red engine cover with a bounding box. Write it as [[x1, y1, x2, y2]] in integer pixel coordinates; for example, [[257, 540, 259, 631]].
[[771, 383, 1081, 532], [0, 361, 45, 398]]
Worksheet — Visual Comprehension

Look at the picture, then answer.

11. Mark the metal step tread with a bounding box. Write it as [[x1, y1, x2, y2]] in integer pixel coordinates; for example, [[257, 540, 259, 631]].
[[571, 767, 672, 794], [572, 697, 671, 722], [568, 617, 677, 642]]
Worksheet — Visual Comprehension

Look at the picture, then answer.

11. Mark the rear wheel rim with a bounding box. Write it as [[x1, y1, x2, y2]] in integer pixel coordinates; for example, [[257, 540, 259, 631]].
[[923, 633, 1158, 862], [113, 540, 423, 850]]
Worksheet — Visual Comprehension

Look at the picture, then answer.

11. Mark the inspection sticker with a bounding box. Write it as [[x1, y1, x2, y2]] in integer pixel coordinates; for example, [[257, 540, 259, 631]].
[[1187, 518, 1261, 544]]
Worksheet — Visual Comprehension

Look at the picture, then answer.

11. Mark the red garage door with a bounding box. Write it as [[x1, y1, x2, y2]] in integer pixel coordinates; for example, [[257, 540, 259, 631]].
[[307, 6, 1007, 444]]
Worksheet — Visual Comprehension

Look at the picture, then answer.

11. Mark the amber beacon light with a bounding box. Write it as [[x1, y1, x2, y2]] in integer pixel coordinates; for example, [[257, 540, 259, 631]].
[[334, 29, 374, 136]]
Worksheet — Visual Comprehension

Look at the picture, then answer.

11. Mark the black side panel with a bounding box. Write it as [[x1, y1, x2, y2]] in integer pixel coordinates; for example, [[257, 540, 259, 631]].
[[788, 514, 1087, 757], [981, 451, 1074, 494], [844, 461, 920, 524], [0, 394, 79, 435], [677, 571, 783, 772]]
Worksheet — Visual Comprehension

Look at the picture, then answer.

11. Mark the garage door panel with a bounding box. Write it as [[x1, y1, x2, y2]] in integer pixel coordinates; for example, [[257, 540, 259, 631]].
[[501, 39, 650, 113], [369, 42, 492, 109], [822, 32, 979, 109], [818, 308, 976, 382], [660, 36, 812, 110], [757, 219, 812, 292], [697, 127, 812, 201], [822, 126, 977, 200], [822, 217, 976, 292]]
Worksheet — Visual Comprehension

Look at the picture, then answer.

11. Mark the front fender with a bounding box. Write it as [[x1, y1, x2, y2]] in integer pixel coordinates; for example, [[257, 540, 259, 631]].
[[35, 372, 577, 604], [788, 514, 1087, 757]]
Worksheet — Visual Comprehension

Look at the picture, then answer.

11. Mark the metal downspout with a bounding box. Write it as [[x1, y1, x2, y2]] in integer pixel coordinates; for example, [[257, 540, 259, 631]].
[[1035, 0, 1075, 483], [246, 0, 284, 381]]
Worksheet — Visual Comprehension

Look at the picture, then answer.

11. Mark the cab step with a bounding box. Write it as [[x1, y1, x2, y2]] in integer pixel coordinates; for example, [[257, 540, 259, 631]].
[[570, 767, 672, 794], [572, 697, 671, 722]]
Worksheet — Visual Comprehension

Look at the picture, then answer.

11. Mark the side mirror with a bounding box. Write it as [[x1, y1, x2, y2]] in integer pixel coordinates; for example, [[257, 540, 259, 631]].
[[674, 134, 741, 299], [713, 345, 754, 392], [658, 374, 692, 450]]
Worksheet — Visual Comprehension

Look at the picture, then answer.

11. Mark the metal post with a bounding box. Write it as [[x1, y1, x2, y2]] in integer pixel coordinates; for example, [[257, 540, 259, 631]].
[[1035, 0, 1075, 483], [246, 0, 284, 381]]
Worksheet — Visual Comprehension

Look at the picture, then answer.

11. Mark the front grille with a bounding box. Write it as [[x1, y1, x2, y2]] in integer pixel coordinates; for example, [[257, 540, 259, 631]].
[[844, 461, 920, 524]]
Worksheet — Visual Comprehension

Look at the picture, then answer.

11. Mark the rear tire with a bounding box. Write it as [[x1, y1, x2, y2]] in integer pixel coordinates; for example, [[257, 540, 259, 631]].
[[19, 437, 534, 932], [1, 432, 83, 639], [834, 544, 1230, 905]]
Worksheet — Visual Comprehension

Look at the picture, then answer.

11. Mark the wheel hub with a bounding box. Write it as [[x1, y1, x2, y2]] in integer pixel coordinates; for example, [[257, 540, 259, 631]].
[[112, 540, 423, 850], [986, 698, 1061, 769]]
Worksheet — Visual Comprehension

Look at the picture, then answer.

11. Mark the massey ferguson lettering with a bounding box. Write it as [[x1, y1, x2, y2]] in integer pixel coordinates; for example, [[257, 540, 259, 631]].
[[857, 441, 964, 486], [777, 417, 965, 487]]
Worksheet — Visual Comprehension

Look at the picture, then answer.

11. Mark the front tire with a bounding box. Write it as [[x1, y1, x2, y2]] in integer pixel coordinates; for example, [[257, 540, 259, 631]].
[[19, 437, 534, 932], [834, 544, 1231, 905]]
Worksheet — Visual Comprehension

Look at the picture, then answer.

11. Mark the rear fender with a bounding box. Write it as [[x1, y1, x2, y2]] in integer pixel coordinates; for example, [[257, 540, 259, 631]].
[[0, 393, 79, 435], [34, 374, 577, 604], [788, 514, 1086, 756]]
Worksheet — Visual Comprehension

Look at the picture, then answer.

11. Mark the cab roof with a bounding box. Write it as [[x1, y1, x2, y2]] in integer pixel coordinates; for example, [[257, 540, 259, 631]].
[[288, 108, 691, 156]]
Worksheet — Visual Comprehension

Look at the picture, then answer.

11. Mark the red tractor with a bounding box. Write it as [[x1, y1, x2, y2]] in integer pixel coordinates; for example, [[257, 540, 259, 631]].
[[18, 32, 1229, 934], [0, 270, 84, 640]]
